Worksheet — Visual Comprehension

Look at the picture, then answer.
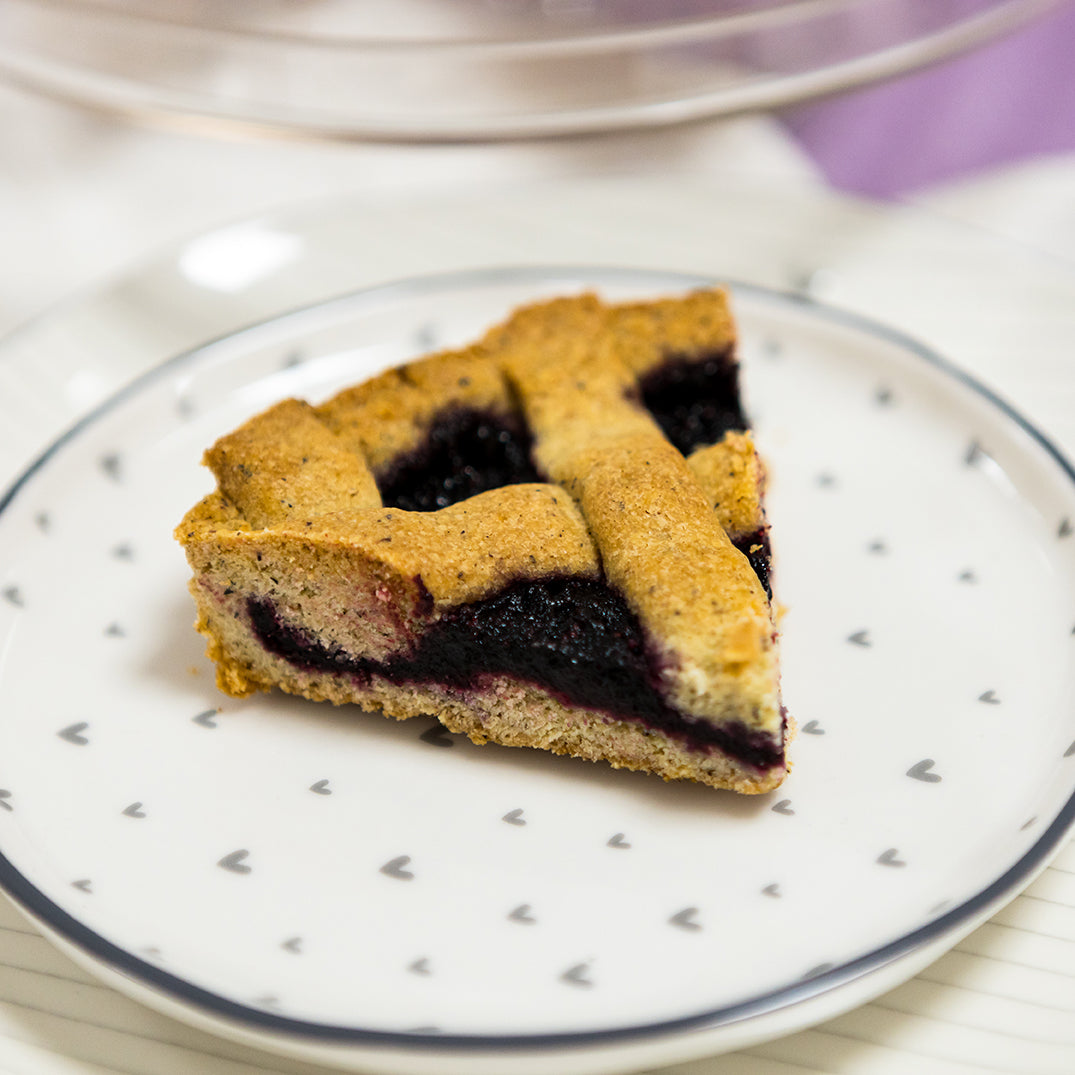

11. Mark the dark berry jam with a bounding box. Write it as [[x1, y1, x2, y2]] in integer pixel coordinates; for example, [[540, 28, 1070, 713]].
[[378, 406, 541, 512], [639, 349, 745, 455], [247, 575, 783, 770], [734, 527, 772, 601]]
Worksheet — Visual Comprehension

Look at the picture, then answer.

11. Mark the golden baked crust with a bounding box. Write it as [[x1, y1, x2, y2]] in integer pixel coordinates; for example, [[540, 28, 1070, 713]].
[[177, 288, 787, 793]]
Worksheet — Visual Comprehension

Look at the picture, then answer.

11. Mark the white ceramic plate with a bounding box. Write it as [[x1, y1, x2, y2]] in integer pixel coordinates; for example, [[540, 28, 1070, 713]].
[[0, 266, 1073, 1074]]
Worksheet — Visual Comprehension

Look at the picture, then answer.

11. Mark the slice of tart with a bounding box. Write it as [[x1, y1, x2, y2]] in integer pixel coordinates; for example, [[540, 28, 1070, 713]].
[[177, 288, 788, 793]]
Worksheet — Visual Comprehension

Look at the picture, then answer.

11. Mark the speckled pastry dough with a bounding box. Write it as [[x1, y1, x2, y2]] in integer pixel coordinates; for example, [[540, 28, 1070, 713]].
[[177, 288, 789, 793]]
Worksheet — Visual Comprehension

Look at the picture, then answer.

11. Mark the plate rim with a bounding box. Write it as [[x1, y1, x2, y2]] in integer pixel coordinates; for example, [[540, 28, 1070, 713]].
[[1, 263, 1074, 1054]]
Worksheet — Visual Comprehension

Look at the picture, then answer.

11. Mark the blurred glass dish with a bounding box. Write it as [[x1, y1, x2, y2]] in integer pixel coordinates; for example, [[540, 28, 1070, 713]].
[[0, 0, 1062, 140]]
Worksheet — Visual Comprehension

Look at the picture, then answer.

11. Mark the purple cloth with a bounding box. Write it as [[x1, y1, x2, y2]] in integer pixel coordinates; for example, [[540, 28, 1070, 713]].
[[781, 2, 1075, 198]]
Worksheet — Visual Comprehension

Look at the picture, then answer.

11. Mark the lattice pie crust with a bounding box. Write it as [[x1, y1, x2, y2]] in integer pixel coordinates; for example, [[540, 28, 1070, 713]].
[[177, 289, 788, 793]]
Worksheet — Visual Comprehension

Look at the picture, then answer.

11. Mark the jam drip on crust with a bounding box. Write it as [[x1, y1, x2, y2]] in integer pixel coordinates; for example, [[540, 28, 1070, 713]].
[[378, 406, 541, 512], [733, 528, 772, 601], [248, 575, 783, 771], [639, 349, 745, 456]]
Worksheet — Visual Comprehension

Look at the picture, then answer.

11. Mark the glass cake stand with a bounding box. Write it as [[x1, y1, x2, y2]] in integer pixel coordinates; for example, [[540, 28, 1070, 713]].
[[0, 0, 1062, 140]]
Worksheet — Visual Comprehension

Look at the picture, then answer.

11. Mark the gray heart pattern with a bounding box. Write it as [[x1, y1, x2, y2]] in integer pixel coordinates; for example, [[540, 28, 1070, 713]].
[[414, 324, 438, 350], [560, 962, 594, 988], [509, 904, 536, 924], [847, 630, 871, 647], [907, 760, 942, 783], [282, 937, 303, 953], [502, 809, 526, 826], [99, 454, 122, 481], [668, 907, 702, 932], [771, 799, 795, 816], [380, 855, 414, 881], [218, 849, 252, 874], [192, 708, 218, 728], [790, 265, 835, 297], [58, 722, 89, 745], [978, 690, 1000, 705], [309, 780, 332, 795], [877, 848, 907, 868], [71, 879, 92, 892], [122, 802, 146, 818], [763, 883, 782, 898], [408, 958, 432, 977], [607, 833, 631, 849], [104, 623, 125, 638], [801, 720, 825, 735]]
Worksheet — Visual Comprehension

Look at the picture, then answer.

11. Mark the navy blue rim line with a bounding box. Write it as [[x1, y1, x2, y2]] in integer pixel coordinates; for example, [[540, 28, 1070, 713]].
[[1, 264, 1074, 1053]]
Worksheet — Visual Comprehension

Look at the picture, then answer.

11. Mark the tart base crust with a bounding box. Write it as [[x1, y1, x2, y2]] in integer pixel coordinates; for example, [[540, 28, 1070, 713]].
[[194, 592, 787, 796]]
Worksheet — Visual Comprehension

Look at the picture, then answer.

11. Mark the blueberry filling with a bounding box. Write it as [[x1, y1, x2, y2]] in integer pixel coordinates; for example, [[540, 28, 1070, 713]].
[[378, 406, 541, 512], [247, 575, 783, 770], [639, 349, 745, 455], [734, 527, 772, 601]]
